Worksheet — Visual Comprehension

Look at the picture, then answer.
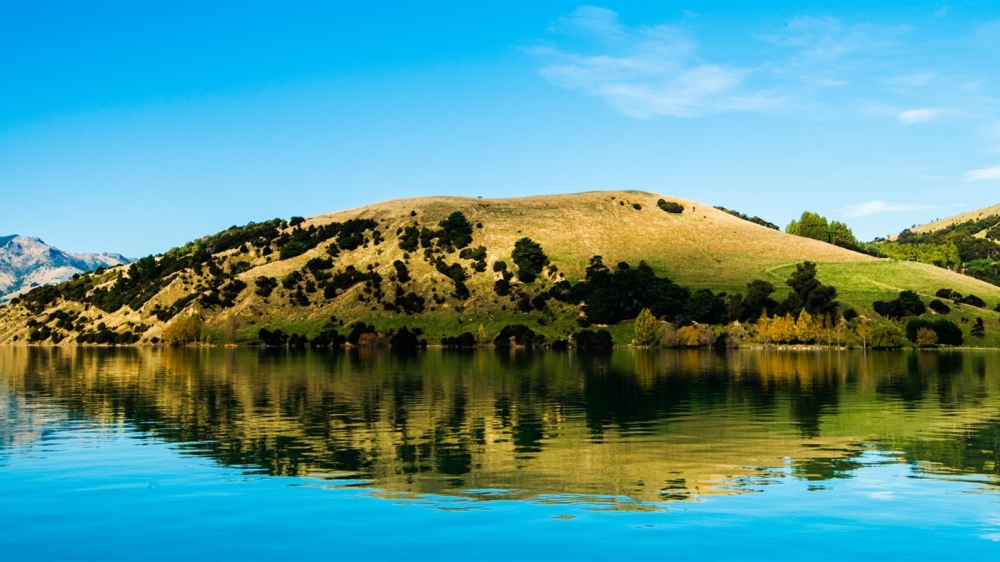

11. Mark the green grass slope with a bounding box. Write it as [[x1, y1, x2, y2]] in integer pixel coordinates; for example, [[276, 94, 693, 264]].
[[2, 190, 1000, 346]]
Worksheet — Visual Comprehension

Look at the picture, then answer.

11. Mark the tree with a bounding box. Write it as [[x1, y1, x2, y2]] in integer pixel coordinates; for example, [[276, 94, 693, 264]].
[[873, 290, 925, 319], [477, 324, 487, 345], [870, 324, 903, 348], [828, 221, 860, 249], [439, 211, 474, 249], [163, 315, 203, 346], [279, 240, 307, 260], [733, 280, 778, 322], [226, 311, 237, 345], [795, 310, 815, 343], [685, 289, 727, 324], [855, 316, 872, 350], [782, 261, 838, 317], [633, 308, 659, 345], [755, 312, 771, 345], [905, 318, 963, 346], [770, 313, 796, 343], [786, 211, 830, 242], [971, 317, 986, 338], [511, 238, 548, 283]]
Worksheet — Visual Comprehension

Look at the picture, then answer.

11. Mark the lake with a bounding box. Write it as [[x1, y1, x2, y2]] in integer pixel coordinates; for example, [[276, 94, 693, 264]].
[[1, 347, 999, 560]]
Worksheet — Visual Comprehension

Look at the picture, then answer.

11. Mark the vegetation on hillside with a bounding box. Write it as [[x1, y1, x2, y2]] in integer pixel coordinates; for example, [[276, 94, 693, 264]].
[[715, 206, 779, 230], [4, 191, 1000, 350], [876, 214, 1000, 287], [785, 211, 868, 254]]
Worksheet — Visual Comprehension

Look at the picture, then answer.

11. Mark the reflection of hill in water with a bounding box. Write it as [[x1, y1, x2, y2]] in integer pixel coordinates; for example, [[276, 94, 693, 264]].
[[1, 348, 998, 502]]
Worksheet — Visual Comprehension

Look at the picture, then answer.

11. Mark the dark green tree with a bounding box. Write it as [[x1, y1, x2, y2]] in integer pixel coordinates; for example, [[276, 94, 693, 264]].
[[439, 211, 474, 249], [511, 237, 548, 283], [786, 212, 830, 242], [781, 261, 838, 316], [731, 279, 779, 322], [685, 289, 727, 324]]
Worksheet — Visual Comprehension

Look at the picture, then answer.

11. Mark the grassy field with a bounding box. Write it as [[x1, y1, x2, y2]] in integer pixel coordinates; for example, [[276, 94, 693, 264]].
[[5, 190, 1000, 347]]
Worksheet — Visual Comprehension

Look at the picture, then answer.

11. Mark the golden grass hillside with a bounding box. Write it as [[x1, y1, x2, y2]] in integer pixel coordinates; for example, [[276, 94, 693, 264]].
[[3, 190, 1000, 346], [907, 201, 1000, 235]]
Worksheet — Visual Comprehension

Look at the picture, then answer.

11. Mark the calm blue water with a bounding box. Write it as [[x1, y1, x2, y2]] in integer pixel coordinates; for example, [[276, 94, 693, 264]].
[[2, 347, 999, 560]]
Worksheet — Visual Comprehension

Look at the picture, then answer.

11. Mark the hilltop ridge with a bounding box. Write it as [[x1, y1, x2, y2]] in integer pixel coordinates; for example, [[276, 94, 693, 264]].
[[907, 202, 1000, 235]]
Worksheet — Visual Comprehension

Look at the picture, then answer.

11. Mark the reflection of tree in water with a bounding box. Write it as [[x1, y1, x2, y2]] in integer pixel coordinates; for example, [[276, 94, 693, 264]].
[[3, 347, 1000, 501]]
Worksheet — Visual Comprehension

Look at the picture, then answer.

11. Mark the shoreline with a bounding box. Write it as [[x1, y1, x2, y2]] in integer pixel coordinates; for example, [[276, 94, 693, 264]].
[[4, 342, 1000, 352]]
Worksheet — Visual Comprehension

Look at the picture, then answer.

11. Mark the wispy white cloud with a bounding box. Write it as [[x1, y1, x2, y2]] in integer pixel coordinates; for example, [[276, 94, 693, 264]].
[[897, 108, 944, 124], [842, 200, 933, 217], [531, 5, 995, 133], [965, 165, 1000, 181], [529, 6, 780, 118], [759, 16, 907, 61]]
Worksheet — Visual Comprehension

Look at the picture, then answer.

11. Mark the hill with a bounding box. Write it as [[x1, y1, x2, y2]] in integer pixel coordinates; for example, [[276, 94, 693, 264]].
[[908, 202, 1000, 235], [0, 236, 131, 305], [2, 191, 1000, 347]]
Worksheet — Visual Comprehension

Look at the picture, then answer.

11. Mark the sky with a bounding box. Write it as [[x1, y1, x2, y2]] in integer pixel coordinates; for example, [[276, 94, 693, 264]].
[[3, 1, 1000, 257]]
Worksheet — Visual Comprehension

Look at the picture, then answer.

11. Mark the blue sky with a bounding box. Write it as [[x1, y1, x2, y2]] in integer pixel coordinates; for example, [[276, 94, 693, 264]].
[[3, 1, 1000, 257]]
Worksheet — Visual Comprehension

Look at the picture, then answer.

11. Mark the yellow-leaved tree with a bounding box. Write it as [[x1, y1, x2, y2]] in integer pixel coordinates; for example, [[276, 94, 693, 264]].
[[163, 315, 203, 346], [795, 310, 815, 343], [756, 312, 771, 345], [771, 313, 796, 343], [633, 308, 659, 346]]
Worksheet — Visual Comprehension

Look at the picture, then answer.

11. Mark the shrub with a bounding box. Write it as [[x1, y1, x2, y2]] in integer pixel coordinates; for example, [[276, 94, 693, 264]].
[[657, 199, 684, 214], [441, 332, 476, 348], [929, 299, 951, 315], [398, 226, 420, 253], [873, 290, 925, 319], [279, 240, 307, 260], [305, 257, 334, 272], [936, 288, 958, 300], [393, 260, 410, 283], [490, 278, 510, 297], [281, 271, 301, 289], [574, 329, 613, 350], [677, 325, 702, 347], [459, 245, 487, 261], [958, 294, 986, 308], [870, 325, 904, 349], [632, 203, 642, 210], [494, 324, 543, 347], [905, 318, 963, 346], [389, 327, 426, 349], [915, 327, 938, 347]]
